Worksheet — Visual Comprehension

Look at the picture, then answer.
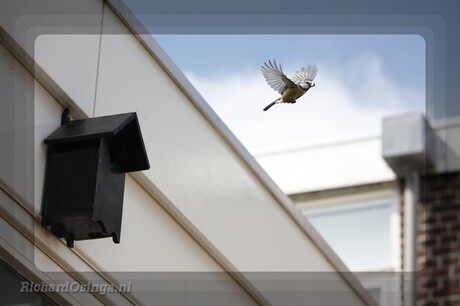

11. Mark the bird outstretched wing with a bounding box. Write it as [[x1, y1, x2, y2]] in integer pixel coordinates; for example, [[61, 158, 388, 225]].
[[261, 60, 296, 94], [291, 65, 318, 85]]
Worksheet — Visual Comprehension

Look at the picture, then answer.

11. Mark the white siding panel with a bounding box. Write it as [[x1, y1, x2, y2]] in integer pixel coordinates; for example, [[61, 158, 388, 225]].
[[77, 176, 225, 272], [34, 34, 101, 116], [0, 43, 35, 204], [34, 81, 63, 216]]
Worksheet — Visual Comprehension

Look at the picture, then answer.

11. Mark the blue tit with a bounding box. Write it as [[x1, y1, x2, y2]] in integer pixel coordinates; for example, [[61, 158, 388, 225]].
[[261, 59, 318, 111]]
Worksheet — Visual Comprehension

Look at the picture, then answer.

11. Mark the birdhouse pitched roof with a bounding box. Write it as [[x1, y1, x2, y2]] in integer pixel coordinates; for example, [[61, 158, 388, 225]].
[[44, 112, 150, 172]]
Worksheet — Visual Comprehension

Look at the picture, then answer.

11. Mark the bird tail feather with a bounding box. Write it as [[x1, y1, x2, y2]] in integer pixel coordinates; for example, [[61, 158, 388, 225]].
[[263, 99, 280, 111]]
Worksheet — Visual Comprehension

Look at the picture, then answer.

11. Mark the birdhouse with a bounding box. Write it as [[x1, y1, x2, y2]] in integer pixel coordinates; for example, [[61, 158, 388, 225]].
[[41, 111, 149, 247]]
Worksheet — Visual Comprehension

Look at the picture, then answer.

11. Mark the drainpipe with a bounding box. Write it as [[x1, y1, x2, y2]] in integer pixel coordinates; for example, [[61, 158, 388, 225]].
[[403, 172, 419, 306]]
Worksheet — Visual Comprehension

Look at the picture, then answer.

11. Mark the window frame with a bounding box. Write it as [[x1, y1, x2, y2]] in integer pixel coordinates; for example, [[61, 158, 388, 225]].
[[295, 186, 401, 272]]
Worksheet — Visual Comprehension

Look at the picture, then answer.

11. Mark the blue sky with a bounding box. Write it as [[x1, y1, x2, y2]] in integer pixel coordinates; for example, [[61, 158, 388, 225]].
[[153, 34, 425, 154], [155, 34, 424, 90]]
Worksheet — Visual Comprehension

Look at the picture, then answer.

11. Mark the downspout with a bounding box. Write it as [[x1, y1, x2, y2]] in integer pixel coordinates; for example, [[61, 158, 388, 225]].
[[403, 171, 419, 306]]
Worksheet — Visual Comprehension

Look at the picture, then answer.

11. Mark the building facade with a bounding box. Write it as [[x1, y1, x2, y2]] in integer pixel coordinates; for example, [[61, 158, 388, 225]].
[[0, 1, 375, 305]]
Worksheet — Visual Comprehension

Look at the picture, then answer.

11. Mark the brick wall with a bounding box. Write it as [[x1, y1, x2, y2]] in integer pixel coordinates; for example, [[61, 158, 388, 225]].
[[417, 171, 460, 306]]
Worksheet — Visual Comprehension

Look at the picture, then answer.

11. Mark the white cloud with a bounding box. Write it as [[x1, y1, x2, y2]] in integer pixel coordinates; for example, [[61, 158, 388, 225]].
[[185, 55, 424, 155]]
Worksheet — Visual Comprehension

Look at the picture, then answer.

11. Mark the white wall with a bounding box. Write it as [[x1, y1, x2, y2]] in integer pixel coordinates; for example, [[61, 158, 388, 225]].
[[35, 34, 101, 116], [256, 137, 396, 194]]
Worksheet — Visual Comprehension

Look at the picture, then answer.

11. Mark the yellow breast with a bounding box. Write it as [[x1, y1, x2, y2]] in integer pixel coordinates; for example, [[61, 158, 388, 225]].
[[281, 87, 306, 102]]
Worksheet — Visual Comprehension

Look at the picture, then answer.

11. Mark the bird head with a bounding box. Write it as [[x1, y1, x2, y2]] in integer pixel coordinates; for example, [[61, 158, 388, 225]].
[[299, 80, 315, 90]]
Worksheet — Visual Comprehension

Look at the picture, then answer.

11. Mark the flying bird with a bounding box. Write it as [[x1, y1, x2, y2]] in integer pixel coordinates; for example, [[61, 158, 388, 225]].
[[261, 60, 318, 111]]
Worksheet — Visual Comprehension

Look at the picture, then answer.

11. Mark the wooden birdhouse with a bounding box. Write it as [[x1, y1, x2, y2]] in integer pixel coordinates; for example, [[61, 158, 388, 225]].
[[41, 111, 150, 247]]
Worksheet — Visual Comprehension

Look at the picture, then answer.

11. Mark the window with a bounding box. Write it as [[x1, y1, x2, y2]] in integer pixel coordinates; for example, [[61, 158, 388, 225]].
[[296, 187, 402, 306], [305, 200, 392, 271], [297, 188, 400, 272]]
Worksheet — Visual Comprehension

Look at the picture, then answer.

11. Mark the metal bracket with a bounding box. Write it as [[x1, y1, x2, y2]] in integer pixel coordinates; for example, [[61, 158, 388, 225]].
[[61, 108, 70, 125]]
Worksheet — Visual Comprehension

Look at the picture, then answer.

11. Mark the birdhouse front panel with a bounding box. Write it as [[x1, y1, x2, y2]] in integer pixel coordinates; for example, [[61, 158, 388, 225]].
[[42, 139, 99, 219], [42, 137, 126, 247]]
